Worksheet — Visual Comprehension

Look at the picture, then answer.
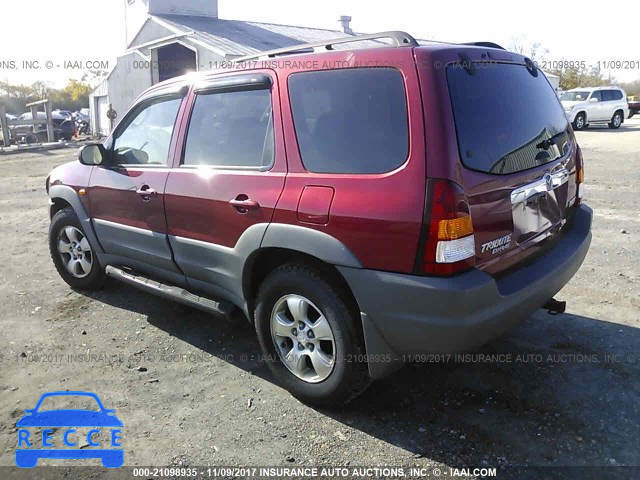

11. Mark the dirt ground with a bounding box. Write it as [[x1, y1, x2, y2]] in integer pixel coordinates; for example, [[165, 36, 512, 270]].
[[0, 119, 638, 479]]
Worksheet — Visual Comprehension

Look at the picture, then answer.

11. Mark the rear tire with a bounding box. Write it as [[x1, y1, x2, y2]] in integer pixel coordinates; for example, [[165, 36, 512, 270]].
[[608, 111, 623, 129], [572, 113, 586, 130], [49, 208, 105, 290], [254, 264, 371, 406]]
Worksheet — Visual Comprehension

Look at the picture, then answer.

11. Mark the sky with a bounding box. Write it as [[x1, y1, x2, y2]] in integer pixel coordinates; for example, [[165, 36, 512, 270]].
[[1, 0, 639, 88]]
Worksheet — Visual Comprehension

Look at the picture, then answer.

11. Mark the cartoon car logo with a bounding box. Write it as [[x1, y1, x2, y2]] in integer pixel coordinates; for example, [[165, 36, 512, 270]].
[[15, 391, 123, 468]]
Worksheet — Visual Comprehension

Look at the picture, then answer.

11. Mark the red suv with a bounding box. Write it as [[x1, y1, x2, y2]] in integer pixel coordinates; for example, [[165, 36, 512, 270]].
[[46, 32, 592, 406]]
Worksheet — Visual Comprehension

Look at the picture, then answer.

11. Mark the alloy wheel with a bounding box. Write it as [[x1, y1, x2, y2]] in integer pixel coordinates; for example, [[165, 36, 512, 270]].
[[57, 226, 93, 279], [270, 294, 336, 383]]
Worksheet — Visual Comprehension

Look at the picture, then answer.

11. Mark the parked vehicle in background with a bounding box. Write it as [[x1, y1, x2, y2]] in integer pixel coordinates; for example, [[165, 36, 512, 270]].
[[628, 96, 640, 118], [46, 31, 592, 406], [73, 110, 89, 122], [76, 117, 91, 135], [72, 109, 91, 136], [53, 109, 74, 120], [12, 111, 75, 142], [560, 87, 629, 130]]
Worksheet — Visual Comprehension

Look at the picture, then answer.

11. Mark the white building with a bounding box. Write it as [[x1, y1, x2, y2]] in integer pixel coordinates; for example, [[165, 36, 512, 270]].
[[90, 0, 359, 135], [543, 71, 560, 92]]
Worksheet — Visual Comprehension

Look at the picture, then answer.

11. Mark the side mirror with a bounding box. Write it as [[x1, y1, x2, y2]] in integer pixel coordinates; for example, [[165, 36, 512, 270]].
[[78, 144, 106, 166], [589, 97, 598, 103]]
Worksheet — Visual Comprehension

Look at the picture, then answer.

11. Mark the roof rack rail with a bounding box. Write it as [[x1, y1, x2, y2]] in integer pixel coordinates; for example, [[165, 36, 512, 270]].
[[237, 31, 419, 61], [461, 41, 506, 50]]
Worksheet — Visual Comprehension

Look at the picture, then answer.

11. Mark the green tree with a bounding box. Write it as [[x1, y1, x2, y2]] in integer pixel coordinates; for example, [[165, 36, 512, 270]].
[[64, 79, 93, 102], [1, 76, 95, 114], [548, 64, 611, 90], [619, 79, 640, 97]]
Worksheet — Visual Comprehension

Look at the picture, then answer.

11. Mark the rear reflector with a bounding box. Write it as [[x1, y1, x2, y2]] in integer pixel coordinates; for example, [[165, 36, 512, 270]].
[[575, 145, 584, 206], [435, 235, 476, 263]]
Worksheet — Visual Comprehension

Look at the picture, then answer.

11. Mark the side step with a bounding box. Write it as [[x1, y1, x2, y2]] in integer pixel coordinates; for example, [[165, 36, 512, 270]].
[[105, 266, 236, 318]]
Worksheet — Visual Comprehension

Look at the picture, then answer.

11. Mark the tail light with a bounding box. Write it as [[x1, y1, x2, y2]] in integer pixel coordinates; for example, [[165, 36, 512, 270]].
[[575, 145, 584, 206], [417, 179, 475, 276]]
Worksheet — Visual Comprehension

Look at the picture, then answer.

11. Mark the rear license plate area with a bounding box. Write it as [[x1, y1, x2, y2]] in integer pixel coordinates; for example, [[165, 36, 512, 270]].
[[511, 169, 569, 244]]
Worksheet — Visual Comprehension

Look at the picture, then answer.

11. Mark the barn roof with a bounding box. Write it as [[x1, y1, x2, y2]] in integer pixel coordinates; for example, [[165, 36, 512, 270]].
[[148, 14, 425, 57]]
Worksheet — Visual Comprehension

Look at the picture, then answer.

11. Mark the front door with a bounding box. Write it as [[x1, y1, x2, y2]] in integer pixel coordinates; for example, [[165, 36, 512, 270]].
[[163, 72, 286, 307], [88, 93, 185, 276]]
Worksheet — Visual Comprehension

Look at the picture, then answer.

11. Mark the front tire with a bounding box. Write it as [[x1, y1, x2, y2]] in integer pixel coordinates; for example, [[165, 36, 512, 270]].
[[573, 113, 586, 130], [49, 208, 105, 290], [608, 111, 623, 129], [254, 264, 371, 406]]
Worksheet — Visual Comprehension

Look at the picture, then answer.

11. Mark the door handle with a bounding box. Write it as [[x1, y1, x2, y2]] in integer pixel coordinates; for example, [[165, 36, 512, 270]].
[[136, 185, 157, 201], [229, 197, 260, 213]]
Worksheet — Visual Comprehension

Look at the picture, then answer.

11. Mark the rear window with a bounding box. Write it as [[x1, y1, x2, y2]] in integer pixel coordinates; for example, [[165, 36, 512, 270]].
[[288, 68, 408, 174], [447, 63, 569, 174]]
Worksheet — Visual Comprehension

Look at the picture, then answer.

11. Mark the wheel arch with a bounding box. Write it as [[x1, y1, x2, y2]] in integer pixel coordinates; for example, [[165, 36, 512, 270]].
[[242, 247, 361, 324], [614, 109, 625, 123], [49, 197, 72, 219], [48, 185, 104, 253]]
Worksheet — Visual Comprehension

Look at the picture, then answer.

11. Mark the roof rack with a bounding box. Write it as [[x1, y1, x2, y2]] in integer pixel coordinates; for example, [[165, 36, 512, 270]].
[[461, 41, 506, 50], [237, 31, 419, 61]]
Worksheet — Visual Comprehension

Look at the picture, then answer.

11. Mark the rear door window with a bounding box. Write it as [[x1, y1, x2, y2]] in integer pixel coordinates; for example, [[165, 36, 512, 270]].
[[601, 90, 613, 101], [183, 88, 274, 168], [447, 63, 570, 174], [288, 68, 409, 174]]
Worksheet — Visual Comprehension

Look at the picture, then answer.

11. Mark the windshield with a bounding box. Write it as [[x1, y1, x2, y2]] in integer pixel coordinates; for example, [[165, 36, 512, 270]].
[[447, 62, 570, 175], [560, 91, 590, 102]]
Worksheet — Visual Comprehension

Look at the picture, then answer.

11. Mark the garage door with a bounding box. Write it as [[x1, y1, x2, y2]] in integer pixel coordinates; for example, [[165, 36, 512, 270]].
[[97, 96, 111, 136]]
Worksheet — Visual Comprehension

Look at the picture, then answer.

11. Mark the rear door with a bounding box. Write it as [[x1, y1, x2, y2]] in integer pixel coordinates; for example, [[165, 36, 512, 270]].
[[163, 71, 286, 306], [417, 48, 580, 276], [601, 89, 625, 120]]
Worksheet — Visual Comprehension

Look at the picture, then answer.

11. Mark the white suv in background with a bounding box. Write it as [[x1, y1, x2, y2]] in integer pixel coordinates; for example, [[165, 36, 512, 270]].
[[560, 86, 629, 130]]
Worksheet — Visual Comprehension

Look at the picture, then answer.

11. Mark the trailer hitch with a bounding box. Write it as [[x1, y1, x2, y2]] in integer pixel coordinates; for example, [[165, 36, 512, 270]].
[[543, 298, 566, 315]]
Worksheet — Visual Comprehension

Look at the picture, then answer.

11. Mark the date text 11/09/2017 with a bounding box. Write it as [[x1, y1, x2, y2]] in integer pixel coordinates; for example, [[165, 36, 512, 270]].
[[132, 466, 498, 478]]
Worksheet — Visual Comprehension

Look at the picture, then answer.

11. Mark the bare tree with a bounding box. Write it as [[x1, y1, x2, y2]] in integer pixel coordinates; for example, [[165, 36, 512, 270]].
[[509, 37, 549, 62]]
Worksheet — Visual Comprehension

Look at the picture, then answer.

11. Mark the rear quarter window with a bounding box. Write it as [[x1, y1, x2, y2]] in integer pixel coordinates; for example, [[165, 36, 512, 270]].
[[288, 68, 409, 174]]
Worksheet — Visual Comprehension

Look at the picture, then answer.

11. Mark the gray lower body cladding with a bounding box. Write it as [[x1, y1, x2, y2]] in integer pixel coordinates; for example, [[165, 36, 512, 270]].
[[338, 205, 593, 379]]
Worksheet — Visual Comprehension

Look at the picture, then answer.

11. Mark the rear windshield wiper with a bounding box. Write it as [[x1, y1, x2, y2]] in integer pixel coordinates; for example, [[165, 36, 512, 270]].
[[536, 130, 568, 150]]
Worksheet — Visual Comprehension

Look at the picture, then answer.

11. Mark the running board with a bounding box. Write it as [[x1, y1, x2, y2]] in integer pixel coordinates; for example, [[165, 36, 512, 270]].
[[105, 266, 235, 318]]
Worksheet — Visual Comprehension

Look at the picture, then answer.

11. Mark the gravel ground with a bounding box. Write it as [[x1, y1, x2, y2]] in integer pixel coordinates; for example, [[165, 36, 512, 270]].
[[0, 120, 638, 479]]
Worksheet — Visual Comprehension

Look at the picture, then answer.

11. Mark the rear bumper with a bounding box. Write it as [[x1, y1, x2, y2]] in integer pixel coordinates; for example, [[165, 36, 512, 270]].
[[338, 204, 592, 379]]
